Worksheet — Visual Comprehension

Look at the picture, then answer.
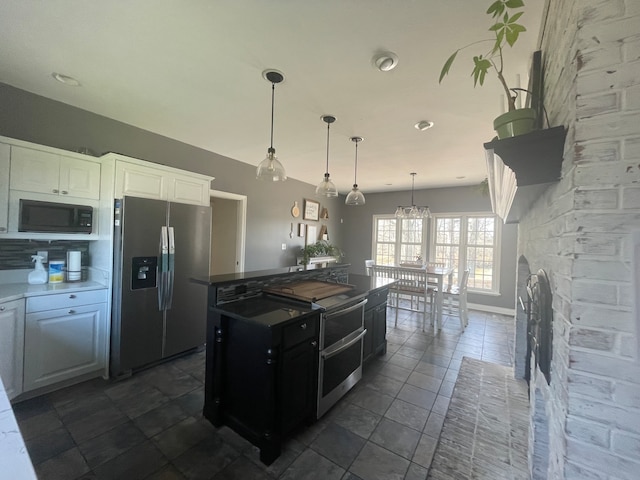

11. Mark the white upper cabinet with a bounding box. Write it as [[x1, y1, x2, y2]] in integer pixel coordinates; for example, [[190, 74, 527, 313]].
[[110, 155, 212, 206], [10, 146, 101, 200]]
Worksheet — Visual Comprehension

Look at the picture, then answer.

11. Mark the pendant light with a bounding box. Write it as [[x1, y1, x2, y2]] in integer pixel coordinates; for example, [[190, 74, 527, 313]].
[[256, 70, 287, 181], [345, 136, 365, 205], [395, 173, 432, 218], [315, 115, 338, 197]]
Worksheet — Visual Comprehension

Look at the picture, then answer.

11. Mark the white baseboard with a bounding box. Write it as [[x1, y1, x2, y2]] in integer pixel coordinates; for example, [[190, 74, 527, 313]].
[[468, 302, 515, 317]]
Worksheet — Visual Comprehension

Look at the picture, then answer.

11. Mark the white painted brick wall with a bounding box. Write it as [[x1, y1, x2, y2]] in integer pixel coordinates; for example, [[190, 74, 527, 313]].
[[518, 0, 640, 478]]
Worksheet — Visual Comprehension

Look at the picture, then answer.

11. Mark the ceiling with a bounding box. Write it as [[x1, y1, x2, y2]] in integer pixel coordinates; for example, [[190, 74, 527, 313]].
[[0, 0, 545, 193]]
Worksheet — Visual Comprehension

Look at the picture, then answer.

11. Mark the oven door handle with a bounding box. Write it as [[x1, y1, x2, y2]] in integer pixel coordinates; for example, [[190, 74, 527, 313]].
[[324, 298, 368, 320], [321, 328, 367, 360]]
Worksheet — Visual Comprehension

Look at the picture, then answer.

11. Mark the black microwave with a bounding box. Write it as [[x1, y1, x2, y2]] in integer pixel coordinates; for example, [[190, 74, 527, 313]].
[[19, 199, 93, 234]]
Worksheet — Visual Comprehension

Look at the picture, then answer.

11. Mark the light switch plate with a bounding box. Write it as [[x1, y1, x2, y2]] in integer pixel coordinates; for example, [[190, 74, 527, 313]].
[[281, 243, 287, 250], [37, 250, 48, 263]]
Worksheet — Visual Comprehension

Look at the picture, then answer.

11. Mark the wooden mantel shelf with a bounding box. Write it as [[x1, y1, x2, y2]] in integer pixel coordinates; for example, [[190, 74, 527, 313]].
[[484, 126, 566, 223]]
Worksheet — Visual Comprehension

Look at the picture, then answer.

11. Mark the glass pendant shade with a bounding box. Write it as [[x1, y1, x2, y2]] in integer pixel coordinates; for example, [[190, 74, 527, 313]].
[[345, 186, 365, 205], [256, 70, 287, 181], [316, 115, 338, 197], [345, 136, 365, 205], [256, 147, 286, 181], [316, 173, 338, 197]]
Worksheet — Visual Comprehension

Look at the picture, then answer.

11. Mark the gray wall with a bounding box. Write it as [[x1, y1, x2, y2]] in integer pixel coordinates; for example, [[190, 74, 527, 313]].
[[0, 83, 345, 271], [0, 83, 517, 308]]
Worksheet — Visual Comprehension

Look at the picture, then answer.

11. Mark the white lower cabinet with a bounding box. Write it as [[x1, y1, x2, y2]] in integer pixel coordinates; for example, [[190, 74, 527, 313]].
[[0, 298, 25, 400], [23, 290, 107, 392]]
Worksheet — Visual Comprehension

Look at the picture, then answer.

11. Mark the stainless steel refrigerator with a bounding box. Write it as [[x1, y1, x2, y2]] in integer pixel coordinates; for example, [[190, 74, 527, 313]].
[[110, 196, 211, 377]]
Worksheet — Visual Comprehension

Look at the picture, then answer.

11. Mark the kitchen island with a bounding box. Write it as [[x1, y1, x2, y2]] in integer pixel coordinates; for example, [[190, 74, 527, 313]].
[[196, 265, 394, 464]]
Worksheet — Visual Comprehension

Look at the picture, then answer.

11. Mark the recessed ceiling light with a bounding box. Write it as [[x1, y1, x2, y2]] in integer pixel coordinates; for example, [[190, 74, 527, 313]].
[[372, 52, 399, 72], [456, 176, 466, 179], [52, 72, 81, 86], [414, 121, 434, 131]]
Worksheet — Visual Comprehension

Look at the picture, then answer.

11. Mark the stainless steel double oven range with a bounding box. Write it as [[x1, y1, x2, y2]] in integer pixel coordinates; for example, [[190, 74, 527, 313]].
[[312, 292, 368, 418]]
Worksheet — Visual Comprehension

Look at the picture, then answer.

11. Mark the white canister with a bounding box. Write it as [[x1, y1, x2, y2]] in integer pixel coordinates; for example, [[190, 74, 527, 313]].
[[49, 260, 65, 283], [66, 251, 82, 282]]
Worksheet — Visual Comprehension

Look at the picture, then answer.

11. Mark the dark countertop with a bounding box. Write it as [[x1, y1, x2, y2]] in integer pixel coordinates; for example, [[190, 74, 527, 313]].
[[193, 263, 350, 287], [211, 295, 318, 326], [211, 273, 395, 327]]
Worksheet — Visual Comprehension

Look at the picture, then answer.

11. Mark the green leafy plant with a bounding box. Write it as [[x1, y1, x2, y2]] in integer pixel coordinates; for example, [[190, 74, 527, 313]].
[[300, 241, 343, 265], [439, 0, 527, 112]]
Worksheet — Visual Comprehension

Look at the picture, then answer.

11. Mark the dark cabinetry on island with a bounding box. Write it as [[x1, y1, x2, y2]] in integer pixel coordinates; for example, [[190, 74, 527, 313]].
[[363, 287, 388, 362], [204, 296, 319, 465]]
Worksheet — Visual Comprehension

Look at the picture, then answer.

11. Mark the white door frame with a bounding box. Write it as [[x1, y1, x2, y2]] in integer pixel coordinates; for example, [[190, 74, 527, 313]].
[[209, 189, 247, 273]]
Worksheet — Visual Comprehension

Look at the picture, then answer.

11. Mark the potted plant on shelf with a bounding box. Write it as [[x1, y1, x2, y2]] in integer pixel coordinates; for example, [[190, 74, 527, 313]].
[[439, 0, 536, 139], [299, 241, 344, 265]]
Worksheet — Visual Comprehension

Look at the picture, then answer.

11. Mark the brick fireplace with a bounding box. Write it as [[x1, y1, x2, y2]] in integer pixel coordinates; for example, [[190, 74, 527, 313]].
[[512, 1, 640, 478]]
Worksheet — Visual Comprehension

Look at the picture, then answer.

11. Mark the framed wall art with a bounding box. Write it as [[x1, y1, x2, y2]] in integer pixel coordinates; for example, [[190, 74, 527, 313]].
[[303, 199, 320, 221], [305, 224, 317, 245]]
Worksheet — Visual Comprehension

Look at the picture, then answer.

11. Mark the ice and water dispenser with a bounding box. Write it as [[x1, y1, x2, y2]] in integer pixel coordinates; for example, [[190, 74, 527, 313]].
[[131, 256, 157, 290]]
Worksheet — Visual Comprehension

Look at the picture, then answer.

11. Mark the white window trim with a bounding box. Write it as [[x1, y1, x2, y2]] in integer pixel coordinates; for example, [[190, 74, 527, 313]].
[[430, 211, 502, 295], [371, 214, 428, 265]]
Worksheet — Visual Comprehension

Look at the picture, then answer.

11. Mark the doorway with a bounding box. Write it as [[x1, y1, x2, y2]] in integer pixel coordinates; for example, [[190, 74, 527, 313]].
[[209, 190, 246, 275]]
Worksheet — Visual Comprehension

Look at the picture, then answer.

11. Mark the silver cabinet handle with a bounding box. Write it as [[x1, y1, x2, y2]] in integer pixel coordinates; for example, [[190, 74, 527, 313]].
[[300, 323, 307, 330], [53, 189, 59, 193], [0, 306, 5, 311], [0, 227, 6, 232], [61, 190, 68, 195], [69, 294, 76, 299], [68, 309, 76, 314], [311, 340, 317, 348]]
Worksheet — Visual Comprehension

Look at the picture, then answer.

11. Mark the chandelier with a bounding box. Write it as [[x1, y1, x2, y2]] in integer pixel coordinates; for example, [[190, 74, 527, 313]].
[[395, 173, 432, 219]]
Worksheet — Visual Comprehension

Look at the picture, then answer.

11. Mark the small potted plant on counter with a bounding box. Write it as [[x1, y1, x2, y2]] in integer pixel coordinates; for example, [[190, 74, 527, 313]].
[[299, 241, 344, 266], [439, 0, 536, 139]]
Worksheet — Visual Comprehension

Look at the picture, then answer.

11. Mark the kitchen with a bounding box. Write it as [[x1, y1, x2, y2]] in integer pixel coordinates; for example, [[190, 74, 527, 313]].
[[1, 1, 640, 480]]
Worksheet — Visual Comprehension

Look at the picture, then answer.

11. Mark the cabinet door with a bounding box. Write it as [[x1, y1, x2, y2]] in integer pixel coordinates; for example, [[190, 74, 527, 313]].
[[0, 299, 25, 400], [280, 339, 317, 435], [115, 162, 166, 200], [23, 303, 107, 392], [10, 146, 60, 194], [59, 156, 101, 199], [0, 143, 9, 233], [373, 304, 387, 354], [169, 173, 210, 206]]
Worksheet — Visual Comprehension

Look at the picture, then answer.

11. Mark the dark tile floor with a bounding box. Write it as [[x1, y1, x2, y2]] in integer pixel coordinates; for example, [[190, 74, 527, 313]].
[[13, 306, 515, 480]]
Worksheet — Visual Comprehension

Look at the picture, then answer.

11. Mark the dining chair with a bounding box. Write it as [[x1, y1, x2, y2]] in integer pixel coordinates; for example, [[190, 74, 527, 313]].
[[441, 269, 470, 330], [365, 259, 374, 276]]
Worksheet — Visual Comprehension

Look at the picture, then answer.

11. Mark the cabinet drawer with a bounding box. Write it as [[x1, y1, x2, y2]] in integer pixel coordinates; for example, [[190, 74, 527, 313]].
[[26, 289, 108, 313], [366, 288, 388, 310], [283, 315, 317, 349]]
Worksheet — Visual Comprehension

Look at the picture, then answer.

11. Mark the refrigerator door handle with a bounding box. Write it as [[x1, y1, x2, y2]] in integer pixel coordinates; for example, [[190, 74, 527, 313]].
[[166, 227, 175, 309], [159, 226, 169, 310]]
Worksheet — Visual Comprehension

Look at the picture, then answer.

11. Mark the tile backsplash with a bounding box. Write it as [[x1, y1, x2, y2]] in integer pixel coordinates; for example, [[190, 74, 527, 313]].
[[0, 239, 90, 270]]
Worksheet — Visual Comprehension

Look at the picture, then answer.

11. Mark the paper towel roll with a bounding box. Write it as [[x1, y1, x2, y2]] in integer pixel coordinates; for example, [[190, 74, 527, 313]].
[[67, 251, 82, 282]]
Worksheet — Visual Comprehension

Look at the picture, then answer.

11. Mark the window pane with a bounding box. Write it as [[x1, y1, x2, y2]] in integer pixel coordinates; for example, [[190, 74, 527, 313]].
[[465, 216, 496, 290], [376, 218, 396, 242]]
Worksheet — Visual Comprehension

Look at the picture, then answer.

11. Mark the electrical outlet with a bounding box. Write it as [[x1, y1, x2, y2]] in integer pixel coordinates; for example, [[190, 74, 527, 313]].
[[281, 243, 287, 250], [37, 250, 48, 263]]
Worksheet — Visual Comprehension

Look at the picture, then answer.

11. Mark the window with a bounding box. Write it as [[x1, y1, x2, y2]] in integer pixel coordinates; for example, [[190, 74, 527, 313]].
[[432, 214, 500, 293], [372, 216, 426, 265], [371, 213, 500, 294]]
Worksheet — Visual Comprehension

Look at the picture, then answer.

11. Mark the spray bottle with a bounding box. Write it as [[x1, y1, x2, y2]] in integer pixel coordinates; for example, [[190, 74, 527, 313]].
[[28, 255, 48, 285]]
